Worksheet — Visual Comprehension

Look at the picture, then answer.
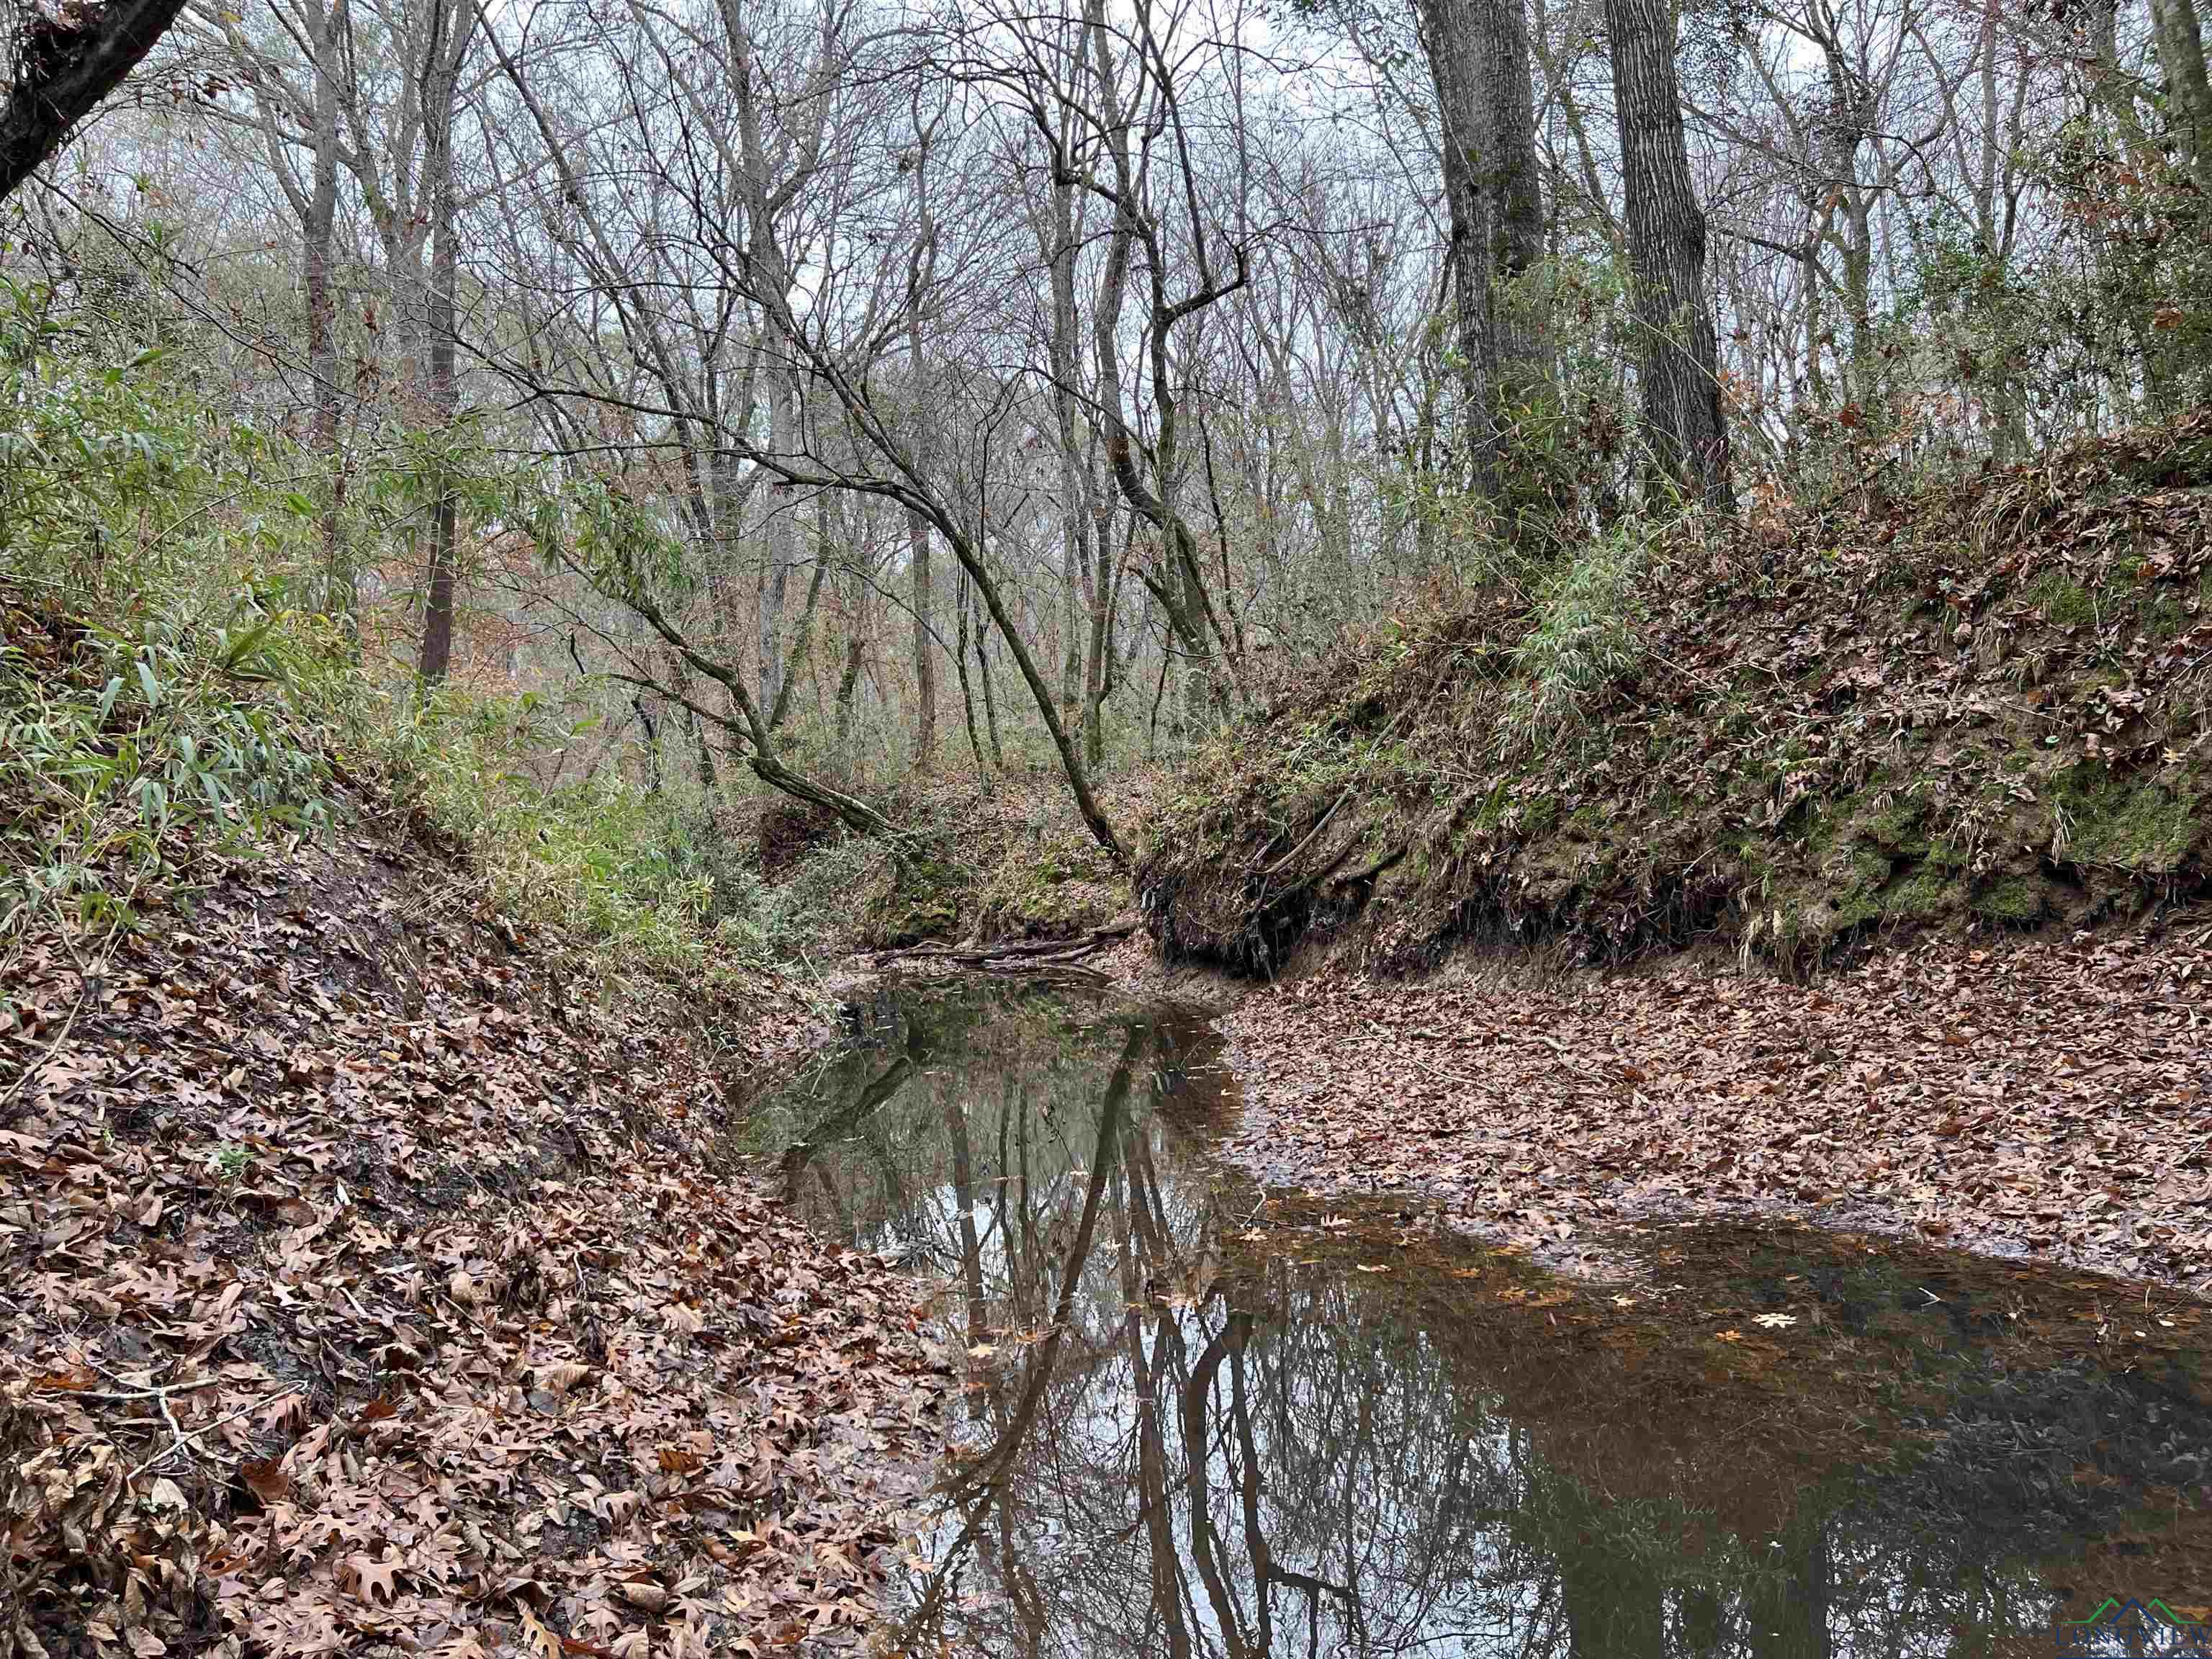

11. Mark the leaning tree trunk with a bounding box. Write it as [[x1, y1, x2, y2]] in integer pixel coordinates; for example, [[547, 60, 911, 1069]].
[[0, 0, 189, 200], [1604, 0, 1730, 511]]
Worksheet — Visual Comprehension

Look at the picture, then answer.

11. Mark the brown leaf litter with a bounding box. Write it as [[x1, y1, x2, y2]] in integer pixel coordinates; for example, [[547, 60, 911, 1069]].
[[1222, 926, 2212, 1292], [0, 820, 948, 1658]]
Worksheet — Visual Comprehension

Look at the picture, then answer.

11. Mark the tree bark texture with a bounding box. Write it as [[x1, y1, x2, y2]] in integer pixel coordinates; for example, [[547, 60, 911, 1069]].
[[1416, 0, 1548, 500], [2150, 0, 2212, 196], [415, 0, 468, 686], [1604, 0, 1730, 510]]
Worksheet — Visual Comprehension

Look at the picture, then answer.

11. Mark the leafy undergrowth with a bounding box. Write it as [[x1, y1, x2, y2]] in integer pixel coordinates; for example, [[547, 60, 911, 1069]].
[[0, 817, 947, 1658], [1220, 924, 2212, 1290], [1140, 410, 2212, 974]]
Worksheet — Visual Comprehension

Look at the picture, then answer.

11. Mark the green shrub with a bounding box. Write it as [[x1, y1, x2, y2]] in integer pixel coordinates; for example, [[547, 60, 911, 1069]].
[[0, 278, 341, 938], [0, 274, 791, 997]]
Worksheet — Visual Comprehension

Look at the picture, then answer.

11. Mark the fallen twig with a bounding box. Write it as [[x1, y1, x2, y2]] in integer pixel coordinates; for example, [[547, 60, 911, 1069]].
[[130, 1386, 300, 1481], [50, 1380, 225, 1403]]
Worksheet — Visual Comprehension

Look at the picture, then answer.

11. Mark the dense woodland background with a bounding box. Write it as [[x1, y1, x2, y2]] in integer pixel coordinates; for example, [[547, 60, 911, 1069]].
[[3, 0, 2210, 963]]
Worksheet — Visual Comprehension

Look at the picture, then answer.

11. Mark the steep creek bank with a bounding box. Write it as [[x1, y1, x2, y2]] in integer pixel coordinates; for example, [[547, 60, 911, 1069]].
[[0, 829, 948, 1658]]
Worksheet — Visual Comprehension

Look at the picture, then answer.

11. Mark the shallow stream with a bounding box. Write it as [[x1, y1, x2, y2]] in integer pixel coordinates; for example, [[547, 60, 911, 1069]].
[[748, 982, 2212, 1657]]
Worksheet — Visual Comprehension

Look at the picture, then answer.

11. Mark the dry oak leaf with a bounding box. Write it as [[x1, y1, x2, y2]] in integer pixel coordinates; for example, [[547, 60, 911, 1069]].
[[346, 1552, 399, 1606], [616, 1581, 669, 1614], [238, 1457, 289, 1506], [515, 1602, 563, 1659]]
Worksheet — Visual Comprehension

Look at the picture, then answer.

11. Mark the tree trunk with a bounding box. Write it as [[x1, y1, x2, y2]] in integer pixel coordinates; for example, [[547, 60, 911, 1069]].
[[1050, 172, 1084, 723], [415, 3, 464, 688], [2151, 0, 2212, 197], [670, 652, 716, 791], [0, 0, 189, 201], [759, 367, 797, 716], [768, 543, 827, 733], [1416, 0, 1549, 501], [954, 570, 987, 775], [906, 499, 934, 771], [1082, 475, 1117, 771], [2091, 0, 2152, 159], [976, 597, 1004, 770], [1604, 0, 1730, 510], [830, 492, 865, 753], [306, 0, 348, 614]]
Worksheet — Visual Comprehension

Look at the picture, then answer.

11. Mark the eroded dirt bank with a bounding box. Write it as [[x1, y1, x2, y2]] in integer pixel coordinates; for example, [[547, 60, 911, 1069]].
[[1215, 926, 2212, 1292], [0, 822, 947, 1658]]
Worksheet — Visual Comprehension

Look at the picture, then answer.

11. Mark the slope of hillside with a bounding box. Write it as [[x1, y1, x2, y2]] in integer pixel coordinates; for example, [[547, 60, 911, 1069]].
[[1138, 413, 2212, 976], [0, 803, 946, 1655]]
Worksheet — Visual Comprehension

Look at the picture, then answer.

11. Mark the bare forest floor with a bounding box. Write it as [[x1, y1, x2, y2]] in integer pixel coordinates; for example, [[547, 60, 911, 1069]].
[[0, 811, 947, 1658], [1215, 922, 2212, 1293]]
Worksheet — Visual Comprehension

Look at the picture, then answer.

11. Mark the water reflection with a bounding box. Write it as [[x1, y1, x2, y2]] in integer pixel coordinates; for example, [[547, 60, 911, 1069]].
[[752, 984, 2212, 1657]]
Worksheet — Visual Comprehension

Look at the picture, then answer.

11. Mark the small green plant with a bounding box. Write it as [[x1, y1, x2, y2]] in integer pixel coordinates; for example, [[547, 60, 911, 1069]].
[[205, 1141, 254, 1184], [1499, 518, 1664, 756]]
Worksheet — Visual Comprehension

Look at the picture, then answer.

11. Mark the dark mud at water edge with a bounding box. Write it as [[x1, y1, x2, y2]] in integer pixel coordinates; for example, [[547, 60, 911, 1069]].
[[745, 982, 2212, 1658]]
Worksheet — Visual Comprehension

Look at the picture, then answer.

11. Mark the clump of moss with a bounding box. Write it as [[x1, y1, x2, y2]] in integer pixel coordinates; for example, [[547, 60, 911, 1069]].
[[1881, 867, 1962, 921], [1971, 876, 2046, 925], [2053, 770, 2199, 873], [2030, 573, 2097, 631], [866, 855, 963, 948], [1866, 792, 1929, 854]]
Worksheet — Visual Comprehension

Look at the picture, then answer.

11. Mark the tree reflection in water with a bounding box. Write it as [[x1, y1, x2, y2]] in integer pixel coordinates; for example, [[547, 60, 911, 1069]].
[[753, 984, 2212, 1658]]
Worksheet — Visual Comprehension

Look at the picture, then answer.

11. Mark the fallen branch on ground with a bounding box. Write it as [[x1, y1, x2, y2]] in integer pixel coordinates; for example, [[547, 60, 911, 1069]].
[[869, 920, 1141, 972]]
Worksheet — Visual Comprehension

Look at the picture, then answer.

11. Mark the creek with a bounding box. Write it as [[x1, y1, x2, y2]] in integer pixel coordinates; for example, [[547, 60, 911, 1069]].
[[747, 981, 2212, 1656]]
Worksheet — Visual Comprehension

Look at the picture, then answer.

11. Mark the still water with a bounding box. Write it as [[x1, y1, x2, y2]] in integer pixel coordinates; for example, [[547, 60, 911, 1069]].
[[747, 982, 2212, 1658]]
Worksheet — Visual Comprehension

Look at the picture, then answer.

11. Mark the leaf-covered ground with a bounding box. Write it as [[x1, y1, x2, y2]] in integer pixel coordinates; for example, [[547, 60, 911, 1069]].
[[0, 823, 947, 1658], [1220, 925, 2212, 1292]]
